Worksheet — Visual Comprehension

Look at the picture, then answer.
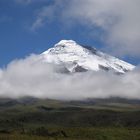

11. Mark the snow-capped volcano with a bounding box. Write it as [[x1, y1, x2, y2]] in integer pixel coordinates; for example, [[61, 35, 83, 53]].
[[41, 40, 135, 73]]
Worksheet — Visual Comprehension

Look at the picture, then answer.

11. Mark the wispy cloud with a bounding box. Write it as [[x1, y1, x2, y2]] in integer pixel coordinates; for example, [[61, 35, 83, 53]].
[[0, 54, 139, 100], [30, 5, 55, 31], [31, 0, 140, 57], [14, 0, 50, 5], [64, 0, 140, 57], [30, 0, 63, 31]]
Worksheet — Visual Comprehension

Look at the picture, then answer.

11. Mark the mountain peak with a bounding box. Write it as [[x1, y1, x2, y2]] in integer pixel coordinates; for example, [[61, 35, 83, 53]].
[[55, 40, 77, 47], [43, 40, 86, 57], [54, 40, 97, 54], [42, 40, 135, 74], [54, 40, 83, 51]]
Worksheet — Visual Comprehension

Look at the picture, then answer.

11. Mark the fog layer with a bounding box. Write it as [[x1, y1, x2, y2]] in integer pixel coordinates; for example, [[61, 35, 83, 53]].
[[0, 55, 139, 100]]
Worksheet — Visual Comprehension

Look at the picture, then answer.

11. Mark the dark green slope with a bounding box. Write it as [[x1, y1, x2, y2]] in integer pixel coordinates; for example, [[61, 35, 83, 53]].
[[0, 97, 140, 140]]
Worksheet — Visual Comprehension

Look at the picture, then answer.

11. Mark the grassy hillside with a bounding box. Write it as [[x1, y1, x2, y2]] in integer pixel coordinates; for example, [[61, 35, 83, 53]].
[[0, 97, 140, 140]]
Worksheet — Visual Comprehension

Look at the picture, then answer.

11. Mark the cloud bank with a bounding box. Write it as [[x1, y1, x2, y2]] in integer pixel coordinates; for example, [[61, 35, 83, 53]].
[[0, 54, 140, 100], [31, 0, 140, 57]]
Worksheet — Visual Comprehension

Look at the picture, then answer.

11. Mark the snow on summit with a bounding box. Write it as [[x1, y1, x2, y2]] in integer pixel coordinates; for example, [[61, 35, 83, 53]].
[[41, 40, 135, 73]]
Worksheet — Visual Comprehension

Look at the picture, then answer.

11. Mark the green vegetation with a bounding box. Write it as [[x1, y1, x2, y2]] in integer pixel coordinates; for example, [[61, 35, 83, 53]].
[[0, 127, 140, 140], [0, 98, 140, 140]]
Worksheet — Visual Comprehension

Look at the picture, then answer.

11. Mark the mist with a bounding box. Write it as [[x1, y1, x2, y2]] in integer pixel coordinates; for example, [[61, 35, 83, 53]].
[[32, 0, 140, 57], [0, 54, 139, 100]]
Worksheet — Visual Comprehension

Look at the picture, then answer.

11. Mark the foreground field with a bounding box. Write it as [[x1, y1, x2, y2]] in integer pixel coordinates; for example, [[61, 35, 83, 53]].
[[0, 127, 140, 140], [0, 97, 140, 140]]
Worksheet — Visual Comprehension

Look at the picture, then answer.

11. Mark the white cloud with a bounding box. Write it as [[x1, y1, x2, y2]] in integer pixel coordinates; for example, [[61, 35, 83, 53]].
[[31, 0, 140, 57], [0, 54, 140, 100], [63, 0, 140, 57], [30, 5, 56, 31], [30, 0, 63, 31]]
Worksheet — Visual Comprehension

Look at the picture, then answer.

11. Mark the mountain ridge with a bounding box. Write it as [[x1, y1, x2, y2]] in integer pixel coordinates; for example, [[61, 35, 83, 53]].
[[41, 40, 135, 74]]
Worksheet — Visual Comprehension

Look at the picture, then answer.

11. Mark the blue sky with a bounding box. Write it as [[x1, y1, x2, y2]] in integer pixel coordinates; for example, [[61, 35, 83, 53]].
[[0, 0, 139, 67]]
